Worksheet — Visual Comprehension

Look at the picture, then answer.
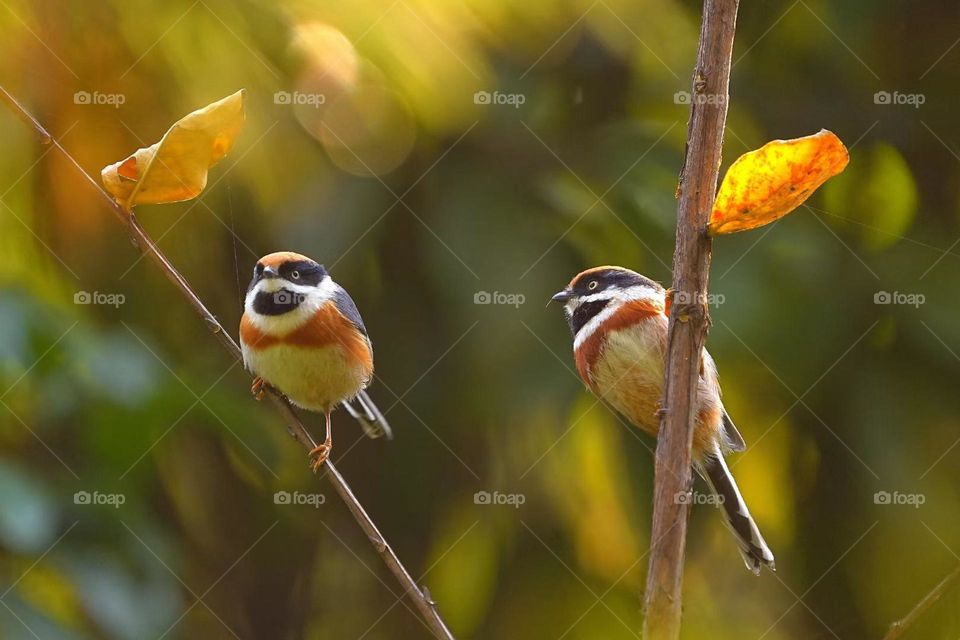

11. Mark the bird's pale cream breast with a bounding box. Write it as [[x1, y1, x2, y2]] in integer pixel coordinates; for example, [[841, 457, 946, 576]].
[[573, 299, 666, 385]]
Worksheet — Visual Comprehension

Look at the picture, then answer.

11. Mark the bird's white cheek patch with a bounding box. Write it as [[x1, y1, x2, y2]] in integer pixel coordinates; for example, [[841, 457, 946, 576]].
[[568, 286, 664, 350]]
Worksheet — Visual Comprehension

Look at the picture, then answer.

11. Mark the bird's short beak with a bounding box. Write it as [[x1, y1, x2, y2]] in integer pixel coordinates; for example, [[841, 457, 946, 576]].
[[551, 290, 572, 303], [262, 266, 279, 279]]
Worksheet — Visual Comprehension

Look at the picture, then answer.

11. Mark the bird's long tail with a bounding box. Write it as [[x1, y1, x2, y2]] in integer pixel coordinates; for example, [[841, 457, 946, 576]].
[[698, 448, 775, 574], [342, 390, 393, 440]]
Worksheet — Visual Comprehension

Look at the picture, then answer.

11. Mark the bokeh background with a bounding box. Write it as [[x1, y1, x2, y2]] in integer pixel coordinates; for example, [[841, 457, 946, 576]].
[[2, 1, 960, 638]]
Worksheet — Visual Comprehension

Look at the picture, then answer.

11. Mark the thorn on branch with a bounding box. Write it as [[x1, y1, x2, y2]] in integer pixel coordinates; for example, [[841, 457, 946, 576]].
[[205, 316, 222, 333], [669, 300, 706, 325], [369, 535, 387, 553], [694, 73, 707, 95]]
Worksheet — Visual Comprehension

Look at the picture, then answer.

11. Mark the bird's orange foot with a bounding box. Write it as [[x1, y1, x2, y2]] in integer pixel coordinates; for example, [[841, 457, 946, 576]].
[[251, 377, 266, 401], [309, 441, 332, 473]]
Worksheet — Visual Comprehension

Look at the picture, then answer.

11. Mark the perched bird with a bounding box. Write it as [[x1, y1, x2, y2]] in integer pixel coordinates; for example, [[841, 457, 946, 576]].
[[239, 251, 390, 471], [552, 265, 775, 573]]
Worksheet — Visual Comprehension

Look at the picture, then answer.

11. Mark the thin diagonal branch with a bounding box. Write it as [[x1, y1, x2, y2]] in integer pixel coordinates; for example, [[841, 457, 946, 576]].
[[884, 564, 960, 640], [642, 1, 739, 638], [0, 85, 455, 640]]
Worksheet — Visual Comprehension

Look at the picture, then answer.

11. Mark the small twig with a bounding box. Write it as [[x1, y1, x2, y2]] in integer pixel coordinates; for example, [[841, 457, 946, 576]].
[[641, 1, 739, 639], [883, 564, 960, 640], [0, 85, 455, 640]]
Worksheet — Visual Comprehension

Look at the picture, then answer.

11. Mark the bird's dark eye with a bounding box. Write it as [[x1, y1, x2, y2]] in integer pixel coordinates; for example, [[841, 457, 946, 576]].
[[291, 270, 300, 280], [254, 264, 263, 278], [588, 280, 599, 290]]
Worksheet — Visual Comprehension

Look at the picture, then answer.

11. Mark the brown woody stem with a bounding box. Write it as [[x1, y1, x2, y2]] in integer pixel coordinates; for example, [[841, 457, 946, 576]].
[[641, 1, 739, 638]]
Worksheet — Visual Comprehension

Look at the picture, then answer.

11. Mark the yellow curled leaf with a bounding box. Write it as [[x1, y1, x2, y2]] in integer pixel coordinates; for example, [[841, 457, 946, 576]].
[[708, 129, 849, 235], [101, 90, 245, 207]]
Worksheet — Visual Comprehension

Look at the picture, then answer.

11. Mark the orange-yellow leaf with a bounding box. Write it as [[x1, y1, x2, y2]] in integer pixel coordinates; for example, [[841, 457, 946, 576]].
[[708, 129, 849, 235], [101, 90, 245, 207]]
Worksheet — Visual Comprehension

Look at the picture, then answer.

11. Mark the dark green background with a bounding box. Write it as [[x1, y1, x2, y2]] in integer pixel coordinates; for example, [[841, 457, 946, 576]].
[[1, 1, 959, 638]]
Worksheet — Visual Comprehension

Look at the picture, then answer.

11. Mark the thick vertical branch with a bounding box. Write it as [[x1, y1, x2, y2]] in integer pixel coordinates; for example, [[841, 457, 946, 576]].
[[0, 86, 455, 640], [642, 2, 738, 638]]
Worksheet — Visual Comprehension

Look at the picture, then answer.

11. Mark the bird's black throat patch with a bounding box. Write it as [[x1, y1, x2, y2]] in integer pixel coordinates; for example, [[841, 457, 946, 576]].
[[253, 288, 305, 316], [568, 299, 610, 336]]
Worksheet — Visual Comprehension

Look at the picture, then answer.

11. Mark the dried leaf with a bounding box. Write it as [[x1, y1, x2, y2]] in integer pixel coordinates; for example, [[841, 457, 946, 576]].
[[101, 90, 245, 207], [708, 129, 849, 235]]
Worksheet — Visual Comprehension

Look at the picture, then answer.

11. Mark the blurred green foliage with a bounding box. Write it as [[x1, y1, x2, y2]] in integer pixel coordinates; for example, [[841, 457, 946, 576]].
[[2, 0, 960, 638]]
